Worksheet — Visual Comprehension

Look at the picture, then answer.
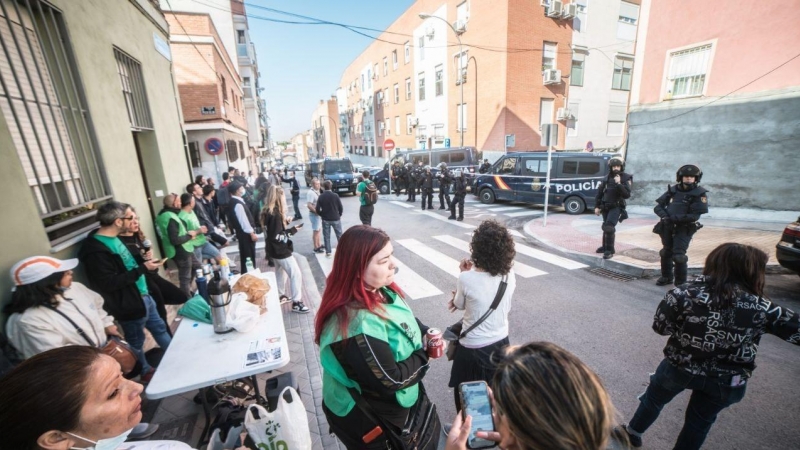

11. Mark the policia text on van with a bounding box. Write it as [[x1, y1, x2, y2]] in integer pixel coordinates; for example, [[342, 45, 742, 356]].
[[472, 152, 621, 214]]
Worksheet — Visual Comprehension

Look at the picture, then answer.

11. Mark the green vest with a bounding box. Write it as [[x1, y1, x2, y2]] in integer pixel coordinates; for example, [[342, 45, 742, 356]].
[[319, 288, 422, 417], [155, 210, 194, 259], [178, 209, 207, 247]]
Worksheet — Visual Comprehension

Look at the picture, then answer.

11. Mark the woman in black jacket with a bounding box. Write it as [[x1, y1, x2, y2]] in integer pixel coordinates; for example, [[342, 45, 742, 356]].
[[260, 185, 309, 314]]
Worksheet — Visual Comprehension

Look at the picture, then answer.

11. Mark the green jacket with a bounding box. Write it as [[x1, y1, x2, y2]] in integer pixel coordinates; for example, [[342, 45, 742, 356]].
[[155, 210, 194, 259], [178, 209, 207, 247], [319, 288, 423, 417]]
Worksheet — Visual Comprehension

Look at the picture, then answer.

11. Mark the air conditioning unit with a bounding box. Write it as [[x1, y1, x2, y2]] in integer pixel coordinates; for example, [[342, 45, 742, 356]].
[[454, 19, 467, 33], [542, 69, 562, 85], [561, 3, 577, 19], [556, 107, 573, 120], [546, 0, 563, 17], [425, 26, 435, 39], [411, 117, 419, 127]]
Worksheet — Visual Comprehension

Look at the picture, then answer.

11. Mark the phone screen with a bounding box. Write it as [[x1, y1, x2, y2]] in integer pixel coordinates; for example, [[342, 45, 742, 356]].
[[459, 381, 496, 449]]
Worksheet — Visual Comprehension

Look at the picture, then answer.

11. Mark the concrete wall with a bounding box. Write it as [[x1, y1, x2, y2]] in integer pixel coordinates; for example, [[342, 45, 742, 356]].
[[626, 89, 800, 211], [0, 0, 189, 300]]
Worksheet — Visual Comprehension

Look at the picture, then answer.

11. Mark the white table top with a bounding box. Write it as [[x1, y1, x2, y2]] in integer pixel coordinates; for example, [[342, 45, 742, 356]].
[[145, 271, 290, 400]]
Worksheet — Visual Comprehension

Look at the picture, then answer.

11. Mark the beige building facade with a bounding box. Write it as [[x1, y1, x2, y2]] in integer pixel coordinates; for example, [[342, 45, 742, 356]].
[[311, 98, 341, 160]]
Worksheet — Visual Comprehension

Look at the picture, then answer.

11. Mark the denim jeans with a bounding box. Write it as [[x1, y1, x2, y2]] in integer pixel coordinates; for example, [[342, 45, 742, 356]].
[[291, 194, 302, 219], [322, 219, 343, 254], [193, 241, 221, 263], [118, 295, 172, 373], [628, 359, 747, 450], [274, 255, 302, 302]]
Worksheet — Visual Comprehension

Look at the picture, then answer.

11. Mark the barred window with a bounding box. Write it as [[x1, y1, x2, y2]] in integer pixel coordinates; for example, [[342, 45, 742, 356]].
[[188, 141, 201, 168], [114, 48, 152, 130], [227, 139, 238, 162], [0, 0, 110, 245]]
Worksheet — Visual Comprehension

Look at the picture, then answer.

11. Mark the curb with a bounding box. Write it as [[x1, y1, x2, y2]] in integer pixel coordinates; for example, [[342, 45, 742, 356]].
[[297, 254, 323, 310]]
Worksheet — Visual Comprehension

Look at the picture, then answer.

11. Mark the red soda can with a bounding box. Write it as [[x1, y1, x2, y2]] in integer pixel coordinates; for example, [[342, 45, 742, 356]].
[[426, 328, 444, 358]]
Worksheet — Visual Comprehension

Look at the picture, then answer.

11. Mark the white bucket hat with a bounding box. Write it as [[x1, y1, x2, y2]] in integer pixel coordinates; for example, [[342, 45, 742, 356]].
[[10, 256, 79, 287]]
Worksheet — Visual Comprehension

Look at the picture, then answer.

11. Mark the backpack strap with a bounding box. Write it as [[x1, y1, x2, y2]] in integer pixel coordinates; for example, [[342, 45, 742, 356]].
[[460, 274, 508, 339]]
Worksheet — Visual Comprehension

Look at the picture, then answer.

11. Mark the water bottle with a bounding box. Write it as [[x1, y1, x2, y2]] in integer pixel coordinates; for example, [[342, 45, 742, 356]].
[[208, 271, 233, 334], [219, 258, 231, 280], [245, 257, 254, 273], [195, 269, 209, 301]]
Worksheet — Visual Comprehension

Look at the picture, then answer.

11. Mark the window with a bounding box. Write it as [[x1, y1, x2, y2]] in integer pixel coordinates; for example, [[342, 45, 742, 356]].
[[368, 69, 372, 89], [497, 157, 517, 175], [383, 57, 388, 76], [405, 114, 412, 134], [0, 0, 111, 243], [573, 0, 587, 32], [433, 124, 445, 138], [361, 74, 366, 92], [435, 65, 443, 96], [237, 29, 246, 44], [418, 72, 426, 100], [397, 116, 403, 135], [243, 76, 252, 97], [386, 118, 391, 135], [607, 103, 627, 136], [542, 42, 557, 71], [227, 140, 238, 162], [222, 76, 228, 101], [383, 88, 389, 105], [612, 56, 633, 90], [394, 84, 400, 104], [405, 78, 412, 100], [115, 49, 153, 130], [562, 161, 601, 176], [373, 64, 378, 81], [236, 30, 247, 57], [454, 50, 468, 84], [666, 44, 712, 99], [570, 51, 586, 86], [449, 152, 466, 164], [539, 99, 554, 130], [378, 122, 384, 137], [418, 36, 425, 61], [416, 125, 427, 140], [238, 141, 245, 160], [189, 142, 201, 168], [458, 103, 467, 131], [523, 159, 547, 175], [617, 2, 639, 40], [404, 41, 410, 63], [392, 50, 398, 69], [567, 102, 580, 137]]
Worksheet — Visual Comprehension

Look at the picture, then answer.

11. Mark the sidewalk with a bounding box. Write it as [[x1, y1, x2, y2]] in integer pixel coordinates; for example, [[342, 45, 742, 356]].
[[523, 209, 789, 277]]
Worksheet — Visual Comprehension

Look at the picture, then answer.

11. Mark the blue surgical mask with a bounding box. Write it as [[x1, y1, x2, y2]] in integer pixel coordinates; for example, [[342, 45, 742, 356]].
[[68, 427, 133, 450]]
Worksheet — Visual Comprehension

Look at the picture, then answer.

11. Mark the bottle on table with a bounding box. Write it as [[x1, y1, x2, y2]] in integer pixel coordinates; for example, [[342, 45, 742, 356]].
[[245, 257, 254, 273], [195, 269, 209, 301]]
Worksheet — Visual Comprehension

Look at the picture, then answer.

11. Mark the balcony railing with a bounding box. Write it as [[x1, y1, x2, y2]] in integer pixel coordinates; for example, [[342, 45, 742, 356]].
[[237, 43, 248, 57]]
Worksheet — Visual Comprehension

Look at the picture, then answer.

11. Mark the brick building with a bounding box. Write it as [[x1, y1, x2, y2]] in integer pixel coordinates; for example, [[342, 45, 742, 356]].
[[311, 98, 341, 160]]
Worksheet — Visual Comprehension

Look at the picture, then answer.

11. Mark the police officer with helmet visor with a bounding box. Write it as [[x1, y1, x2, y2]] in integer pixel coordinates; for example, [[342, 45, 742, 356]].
[[594, 157, 632, 259]]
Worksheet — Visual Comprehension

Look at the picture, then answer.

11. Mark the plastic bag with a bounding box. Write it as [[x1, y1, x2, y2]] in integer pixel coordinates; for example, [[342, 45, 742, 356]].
[[226, 293, 260, 333], [244, 387, 311, 450], [208, 424, 249, 450], [232, 272, 270, 314], [177, 294, 213, 324]]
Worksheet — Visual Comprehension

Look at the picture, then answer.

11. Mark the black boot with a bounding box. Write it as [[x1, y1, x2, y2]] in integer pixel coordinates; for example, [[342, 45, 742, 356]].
[[448, 215, 456, 220], [603, 233, 615, 259], [656, 276, 674, 286], [674, 261, 688, 286]]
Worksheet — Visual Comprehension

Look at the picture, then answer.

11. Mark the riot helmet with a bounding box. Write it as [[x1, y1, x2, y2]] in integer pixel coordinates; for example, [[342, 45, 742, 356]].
[[608, 157, 625, 172], [438, 162, 447, 170], [405, 162, 412, 169], [676, 164, 702, 183], [424, 165, 431, 172]]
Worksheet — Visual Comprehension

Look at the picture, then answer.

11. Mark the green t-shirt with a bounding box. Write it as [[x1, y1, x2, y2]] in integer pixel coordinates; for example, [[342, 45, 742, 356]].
[[357, 180, 370, 206], [93, 234, 148, 296]]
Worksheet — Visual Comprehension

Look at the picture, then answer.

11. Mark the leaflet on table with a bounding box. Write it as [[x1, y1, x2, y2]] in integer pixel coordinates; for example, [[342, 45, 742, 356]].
[[244, 337, 282, 368]]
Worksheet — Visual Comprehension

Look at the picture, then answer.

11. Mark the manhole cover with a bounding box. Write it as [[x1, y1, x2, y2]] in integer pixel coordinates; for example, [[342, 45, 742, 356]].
[[588, 268, 638, 282]]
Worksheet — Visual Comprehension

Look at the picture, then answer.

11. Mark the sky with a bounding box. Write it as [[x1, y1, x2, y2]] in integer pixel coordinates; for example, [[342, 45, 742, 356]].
[[244, 1, 416, 142]]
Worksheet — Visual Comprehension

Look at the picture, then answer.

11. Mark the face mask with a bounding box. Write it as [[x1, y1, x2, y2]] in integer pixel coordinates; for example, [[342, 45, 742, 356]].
[[68, 427, 133, 450]]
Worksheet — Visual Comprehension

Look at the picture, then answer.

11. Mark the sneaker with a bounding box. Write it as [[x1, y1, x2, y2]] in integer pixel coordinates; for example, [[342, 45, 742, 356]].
[[129, 422, 159, 440], [292, 302, 310, 314], [603, 251, 614, 260], [457, 217, 463, 221], [656, 276, 674, 286], [596, 246, 605, 254], [438, 206, 446, 210], [326, 253, 331, 257], [314, 247, 324, 253], [448, 216, 456, 220], [613, 424, 642, 448], [279, 295, 291, 304]]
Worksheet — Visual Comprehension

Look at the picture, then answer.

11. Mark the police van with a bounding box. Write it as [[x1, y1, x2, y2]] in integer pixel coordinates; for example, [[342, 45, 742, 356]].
[[304, 157, 357, 195], [472, 152, 620, 214], [373, 146, 480, 194]]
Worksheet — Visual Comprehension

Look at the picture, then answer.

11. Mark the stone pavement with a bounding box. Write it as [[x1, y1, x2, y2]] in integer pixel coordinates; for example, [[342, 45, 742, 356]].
[[524, 209, 790, 277]]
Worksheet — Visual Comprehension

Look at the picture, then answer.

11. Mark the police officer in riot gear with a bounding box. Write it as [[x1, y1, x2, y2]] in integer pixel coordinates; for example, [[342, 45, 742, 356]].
[[449, 169, 467, 221], [594, 157, 632, 259], [479, 158, 491, 174], [392, 160, 405, 196], [405, 162, 416, 202], [654, 164, 708, 286], [437, 162, 452, 210], [420, 165, 434, 210]]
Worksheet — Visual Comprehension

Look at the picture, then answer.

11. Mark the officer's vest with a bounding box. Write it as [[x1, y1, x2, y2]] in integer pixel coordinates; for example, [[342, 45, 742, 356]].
[[666, 185, 708, 216], [178, 209, 207, 247], [155, 210, 194, 259], [602, 173, 632, 204]]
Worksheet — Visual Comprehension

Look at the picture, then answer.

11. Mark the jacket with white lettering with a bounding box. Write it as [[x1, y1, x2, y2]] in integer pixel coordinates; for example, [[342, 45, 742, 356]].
[[654, 276, 800, 378]]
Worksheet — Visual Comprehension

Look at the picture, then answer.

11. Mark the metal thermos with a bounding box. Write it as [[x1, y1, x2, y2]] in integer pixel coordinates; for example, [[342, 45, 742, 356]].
[[195, 269, 209, 302], [208, 271, 232, 334]]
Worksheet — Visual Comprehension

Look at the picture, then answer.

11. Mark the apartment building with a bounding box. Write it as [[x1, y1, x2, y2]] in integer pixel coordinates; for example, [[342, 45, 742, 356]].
[[626, 0, 800, 211], [311, 98, 341, 160], [565, 0, 640, 150], [332, 0, 572, 167], [0, 0, 189, 297], [231, 1, 267, 159]]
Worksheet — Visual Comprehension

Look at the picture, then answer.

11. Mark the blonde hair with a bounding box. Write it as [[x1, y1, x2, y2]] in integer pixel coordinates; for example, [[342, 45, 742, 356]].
[[261, 185, 287, 227], [492, 342, 617, 450]]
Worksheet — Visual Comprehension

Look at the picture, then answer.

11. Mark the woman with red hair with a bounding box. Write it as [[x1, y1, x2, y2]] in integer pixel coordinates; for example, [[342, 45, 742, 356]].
[[315, 225, 442, 449]]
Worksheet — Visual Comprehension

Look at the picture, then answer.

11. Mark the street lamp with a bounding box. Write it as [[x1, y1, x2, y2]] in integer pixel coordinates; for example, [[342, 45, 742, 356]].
[[419, 12, 465, 147]]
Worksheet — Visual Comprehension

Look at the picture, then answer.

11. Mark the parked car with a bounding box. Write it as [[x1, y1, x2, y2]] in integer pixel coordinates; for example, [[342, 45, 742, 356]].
[[776, 216, 800, 276]]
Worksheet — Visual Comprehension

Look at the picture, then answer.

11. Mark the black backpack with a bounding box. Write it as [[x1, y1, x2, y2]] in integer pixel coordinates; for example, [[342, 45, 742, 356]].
[[216, 187, 231, 206], [363, 181, 379, 205]]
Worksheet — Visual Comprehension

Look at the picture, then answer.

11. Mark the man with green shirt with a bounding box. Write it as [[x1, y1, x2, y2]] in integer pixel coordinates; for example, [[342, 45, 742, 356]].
[[156, 194, 200, 297], [179, 193, 221, 264], [356, 170, 375, 226], [78, 201, 170, 381]]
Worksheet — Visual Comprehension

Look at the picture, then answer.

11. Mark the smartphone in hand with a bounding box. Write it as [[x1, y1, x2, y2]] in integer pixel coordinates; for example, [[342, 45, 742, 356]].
[[459, 381, 496, 449]]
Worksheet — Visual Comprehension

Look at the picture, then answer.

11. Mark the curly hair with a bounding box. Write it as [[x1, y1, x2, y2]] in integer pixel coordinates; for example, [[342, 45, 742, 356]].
[[470, 220, 515, 276]]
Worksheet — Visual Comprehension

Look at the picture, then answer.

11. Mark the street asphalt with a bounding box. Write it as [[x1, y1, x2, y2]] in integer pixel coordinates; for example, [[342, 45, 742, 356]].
[[292, 186, 800, 450]]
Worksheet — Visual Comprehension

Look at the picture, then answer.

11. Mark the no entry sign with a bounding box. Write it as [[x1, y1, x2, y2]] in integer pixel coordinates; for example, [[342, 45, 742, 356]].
[[205, 137, 224, 156], [384, 139, 395, 151]]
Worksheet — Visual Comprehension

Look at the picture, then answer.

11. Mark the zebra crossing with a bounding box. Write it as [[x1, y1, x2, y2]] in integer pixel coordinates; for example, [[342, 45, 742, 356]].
[[388, 197, 542, 219], [313, 233, 586, 300]]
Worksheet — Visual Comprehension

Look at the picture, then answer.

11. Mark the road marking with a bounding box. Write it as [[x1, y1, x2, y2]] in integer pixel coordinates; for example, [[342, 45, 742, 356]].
[[396, 239, 462, 278], [506, 210, 541, 218], [389, 201, 415, 209], [419, 211, 476, 229], [508, 229, 525, 238], [488, 206, 525, 212], [392, 258, 443, 299], [471, 204, 492, 208], [433, 235, 546, 278], [315, 249, 336, 276], [514, 242, 588, 270]]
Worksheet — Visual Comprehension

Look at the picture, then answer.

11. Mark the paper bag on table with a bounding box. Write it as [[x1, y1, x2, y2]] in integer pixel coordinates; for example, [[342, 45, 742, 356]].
[[226, 293, 260, 333], [232, 273, 270, 314]]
